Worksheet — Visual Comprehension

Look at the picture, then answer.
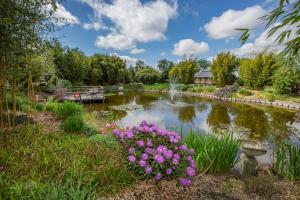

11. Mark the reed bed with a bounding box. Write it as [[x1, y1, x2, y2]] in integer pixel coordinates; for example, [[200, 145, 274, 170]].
[[274, 142, 300, 181], [185, 131, 240, 174]]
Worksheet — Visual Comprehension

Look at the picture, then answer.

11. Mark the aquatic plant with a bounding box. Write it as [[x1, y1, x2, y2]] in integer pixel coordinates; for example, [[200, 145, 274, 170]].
[[274, 142, 300, 181], [113, 120, 196, 186], [185, 131, 240, 174]]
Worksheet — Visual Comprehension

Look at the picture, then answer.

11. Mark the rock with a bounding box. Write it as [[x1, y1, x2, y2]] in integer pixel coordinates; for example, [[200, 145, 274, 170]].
[[256, 163, 273, 176]]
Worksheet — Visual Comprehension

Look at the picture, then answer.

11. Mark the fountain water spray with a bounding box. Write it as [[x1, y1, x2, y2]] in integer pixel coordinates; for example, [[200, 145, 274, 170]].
[[169, 77, 178, 103]]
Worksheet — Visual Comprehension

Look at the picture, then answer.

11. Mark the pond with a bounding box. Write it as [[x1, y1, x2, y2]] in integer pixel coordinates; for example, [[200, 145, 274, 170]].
[[86, 91, 300, 163]]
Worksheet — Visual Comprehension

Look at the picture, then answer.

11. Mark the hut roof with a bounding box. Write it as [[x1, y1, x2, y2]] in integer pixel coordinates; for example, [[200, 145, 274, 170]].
[[194, 71, 212, 78]]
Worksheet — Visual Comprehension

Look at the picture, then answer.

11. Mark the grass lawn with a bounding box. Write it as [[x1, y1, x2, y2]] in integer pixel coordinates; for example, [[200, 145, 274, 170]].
[[0, 125, 135, 199]]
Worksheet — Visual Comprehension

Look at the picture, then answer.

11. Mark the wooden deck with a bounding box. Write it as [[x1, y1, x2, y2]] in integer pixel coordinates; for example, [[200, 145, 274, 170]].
[[56, 86, 105, 103]]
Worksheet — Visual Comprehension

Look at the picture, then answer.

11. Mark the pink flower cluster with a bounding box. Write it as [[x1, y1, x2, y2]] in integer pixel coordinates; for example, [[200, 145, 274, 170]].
[[113, 120, 196, 186], [99, 123, 117, 134]]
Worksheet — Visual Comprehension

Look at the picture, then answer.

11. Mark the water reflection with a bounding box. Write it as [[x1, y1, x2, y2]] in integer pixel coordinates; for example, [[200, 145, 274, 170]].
[[87, 92, 300, 144]]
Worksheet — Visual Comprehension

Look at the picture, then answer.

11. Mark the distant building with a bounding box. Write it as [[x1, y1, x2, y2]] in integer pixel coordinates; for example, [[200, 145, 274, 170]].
[[194, 71, 213, 84]]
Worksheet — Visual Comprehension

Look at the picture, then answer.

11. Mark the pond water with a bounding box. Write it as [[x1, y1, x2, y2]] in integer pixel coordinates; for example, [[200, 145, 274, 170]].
[[86, 91, 300, 163]]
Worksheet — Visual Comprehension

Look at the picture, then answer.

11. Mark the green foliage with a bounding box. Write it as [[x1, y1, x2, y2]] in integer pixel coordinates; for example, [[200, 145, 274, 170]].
[[136, 68, 160, 84], [88, 54, 128, 85], [0, 125, 134, 198], [55, 48, 90, 85], [54, 101, 84, 119], [239, 52, 279, 90], [185, 131, 240, 174], [41, 85, 56, 94], [58, 79, 72, 88], [125, 83, 144, 90], [169, 58, 199, 84], [45, 102, 58, 112], [89, 134, 119, 148], [7, 93, 31, 112], [143, 83, 170, 91], [239, 0, 300, 56], [157, 59, 174, 82], [274, 142, 300, 181], [273, 56, 300, 96], [211, 52, 238, 87], [82, 124, 99, 136], [238, 88, 252, 96], [63, 115, 84, 133], [36, 103, 44, 112], [197, 59, 210, 71]]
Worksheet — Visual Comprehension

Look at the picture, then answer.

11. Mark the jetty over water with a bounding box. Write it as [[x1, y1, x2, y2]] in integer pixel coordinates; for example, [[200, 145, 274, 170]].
[[56, 86, 105, 103]]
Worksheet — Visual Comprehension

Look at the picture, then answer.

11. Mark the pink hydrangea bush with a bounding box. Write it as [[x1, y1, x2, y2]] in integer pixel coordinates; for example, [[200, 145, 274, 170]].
[[113, 120, 196, 186]]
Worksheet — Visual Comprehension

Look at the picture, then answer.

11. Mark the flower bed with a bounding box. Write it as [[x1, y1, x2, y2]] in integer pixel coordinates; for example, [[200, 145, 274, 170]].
[[113, 120, 196, 186]]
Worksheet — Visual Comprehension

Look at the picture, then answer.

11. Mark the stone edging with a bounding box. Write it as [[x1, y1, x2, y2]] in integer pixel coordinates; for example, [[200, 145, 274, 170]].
[[140, 89, 300, 111]]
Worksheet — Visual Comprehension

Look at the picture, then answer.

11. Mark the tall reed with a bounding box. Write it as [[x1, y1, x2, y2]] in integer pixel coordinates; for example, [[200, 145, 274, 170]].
[[274, 142, 300, 181], [185, 130, 240, 174]]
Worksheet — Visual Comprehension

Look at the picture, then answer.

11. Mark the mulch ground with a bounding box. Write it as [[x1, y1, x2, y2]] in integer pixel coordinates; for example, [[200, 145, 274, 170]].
[[110, 174, 300, 200]]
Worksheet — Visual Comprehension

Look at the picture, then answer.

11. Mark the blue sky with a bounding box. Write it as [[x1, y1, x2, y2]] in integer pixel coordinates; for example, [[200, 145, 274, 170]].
[[52, 0, 280, 66]]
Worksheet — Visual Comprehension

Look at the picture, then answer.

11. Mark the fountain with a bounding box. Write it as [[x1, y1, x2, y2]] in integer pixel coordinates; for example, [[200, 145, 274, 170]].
[[169, 79, 178, 104]]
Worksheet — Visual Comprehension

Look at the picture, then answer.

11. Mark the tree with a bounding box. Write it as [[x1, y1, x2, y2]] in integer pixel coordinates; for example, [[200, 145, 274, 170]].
[[210, 52, 238, 87], [273, 55, 300, 95], [169, 59, 199, 84], [239, 52, 279, 90], [87, 54, 127, 85], [157, 59, 174, 82], [239, 0, 300, 56], [197, 59, 210, 71], [57, 48, 90, 85], [136, 68, 160, 84], [0, 0, 58, 127], [135, 60, 146, 71]]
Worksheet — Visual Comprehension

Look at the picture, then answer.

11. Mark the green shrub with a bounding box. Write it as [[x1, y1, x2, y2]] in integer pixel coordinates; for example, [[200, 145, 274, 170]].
[[63, 115, 84, 132], [125, 83, 144, 90], [41, 85, 56, 94], [273, 66, 300, 96], [274, 142, 300, 181], [7, 94, 31, 112], [185, 131, 240, 174], [55, 101, 83, 119], [143, 83, 169, 91], [36, 103, 44, 112], [58, 79, 72, 87], [45, 102, 58, 112], [82, 124, 99, 136], [238, 88, 252, 96], [112, 121, 196, 186]]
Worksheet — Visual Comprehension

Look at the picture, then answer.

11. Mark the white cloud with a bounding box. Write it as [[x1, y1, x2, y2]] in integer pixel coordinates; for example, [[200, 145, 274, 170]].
[[172, 39, 209, 56], [204, 5, 266, 39], [130, 48, 146, 54], [231, 23, 298, 57], [51, 3, 80, 26], [82, 22, 103, 30], [82, 0, 177, 50], [112, 53, 140, 66]]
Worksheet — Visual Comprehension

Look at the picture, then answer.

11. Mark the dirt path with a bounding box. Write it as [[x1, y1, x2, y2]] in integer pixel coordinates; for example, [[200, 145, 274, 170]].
[[111, 174, 300, 200], [35, 112, 62, 132]]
